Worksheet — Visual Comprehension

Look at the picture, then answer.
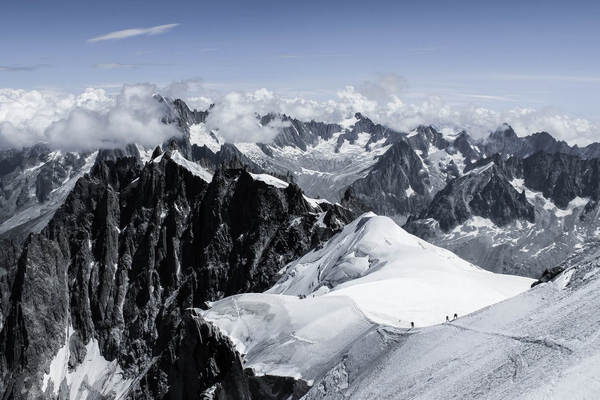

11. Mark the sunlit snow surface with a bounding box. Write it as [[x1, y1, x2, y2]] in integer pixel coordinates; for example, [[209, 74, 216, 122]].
[[170, 149, 213, 182], [248, 172, 332, 209], [189, 123, 223, 153], [270, 212, 533, 327], [203, 213, 533, 382], [41, 324, 132, 398], [302, 248, 600, 399]]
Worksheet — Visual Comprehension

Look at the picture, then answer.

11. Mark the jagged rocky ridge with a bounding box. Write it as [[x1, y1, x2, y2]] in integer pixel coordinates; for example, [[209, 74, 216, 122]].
[[2, 95, 600, 398], [406, 151, 600, 277], [0, 149, 352, 398], [4, 96, 600, 280], [484, 123, 600, 160]]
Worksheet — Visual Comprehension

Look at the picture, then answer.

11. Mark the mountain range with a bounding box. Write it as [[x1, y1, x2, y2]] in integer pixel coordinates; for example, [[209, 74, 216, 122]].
[[1, 97, 599, 399]]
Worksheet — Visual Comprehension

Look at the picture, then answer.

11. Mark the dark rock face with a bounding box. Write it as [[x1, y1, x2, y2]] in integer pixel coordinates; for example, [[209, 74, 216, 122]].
[[0, 239, 23, 331], [408, 161, 534, 233], [268, 115, 341, 152], [0, 147, 93, 228], [265, 112, 402, 154], [523, 152, 600, 208], [247, 372, 310, 400], [346, 112, 399, 151], [340, 126, 489, 224], [484, 124, 533, 157], [342, 141, 431, 222], [452, 131, 482, 164], [0, 152, 352, 398], [191, 143, 263, 173], [484, 123, 600, 160], [405, 125, 450, 155], [531, 266, 566, 288], [131, 309, 252, 400], [96, 144, 145, 164]]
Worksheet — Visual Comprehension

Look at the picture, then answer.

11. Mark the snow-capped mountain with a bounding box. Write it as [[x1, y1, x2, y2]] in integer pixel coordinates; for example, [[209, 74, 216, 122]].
[[0, 147, 353, 398], [406, 152, 600, 277], [2, 95, 600, 399], [302, 243, 600, 399], [202, 213, 532, 391]]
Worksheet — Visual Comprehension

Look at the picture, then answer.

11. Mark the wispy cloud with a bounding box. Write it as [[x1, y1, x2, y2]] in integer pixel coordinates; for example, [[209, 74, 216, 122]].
[[0, 64, 49, 72], [275, 51, 349, 59], [94, 63, 138, 69], [490, 74, 600, 83], [460, 93, 519, 102], [88, 23, 179, 42], [93, 62, 172, 69]]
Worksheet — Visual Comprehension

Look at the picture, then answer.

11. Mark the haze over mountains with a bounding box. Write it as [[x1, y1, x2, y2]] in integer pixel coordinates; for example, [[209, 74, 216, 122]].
[[1, 95, 600, 399]]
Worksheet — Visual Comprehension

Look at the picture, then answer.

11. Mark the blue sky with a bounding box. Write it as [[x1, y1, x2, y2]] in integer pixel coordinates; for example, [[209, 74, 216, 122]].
[[1, 0, 599, 120]]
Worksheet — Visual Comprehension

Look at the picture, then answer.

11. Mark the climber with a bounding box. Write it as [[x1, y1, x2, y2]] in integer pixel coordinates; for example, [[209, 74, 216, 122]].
[[453, 313, 458, 320], [445, 315, 449, 322], [410, 321, 415, 329]]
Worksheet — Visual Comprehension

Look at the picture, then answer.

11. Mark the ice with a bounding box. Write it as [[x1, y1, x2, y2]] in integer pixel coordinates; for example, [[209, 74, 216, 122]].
[[269, 213, 533, 327], [202, 293, 375, 382], [41, 325, 132, 398], [248, 173, 289, 189], [170, 150, 213, 182], [42, 324, 72, 395], [189, 123, 222, 152], [134, 144, 153, 163], [248, 172, 328, 209], [305, 258, 600, 399], [204, 213, 533, 383]]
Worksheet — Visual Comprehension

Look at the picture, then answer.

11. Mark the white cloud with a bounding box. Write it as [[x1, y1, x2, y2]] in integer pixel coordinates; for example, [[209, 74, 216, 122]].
[[0, 78, 597, 150], [356, 72, 408, 103], [205, 89, 291, 143], [201, 85, 598, 146], [0, 85, 179, 150], [88, 23, 179, 42]]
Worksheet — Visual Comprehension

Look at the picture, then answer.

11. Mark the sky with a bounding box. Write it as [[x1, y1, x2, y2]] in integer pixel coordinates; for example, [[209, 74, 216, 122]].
[[0, 0, 599, 148]]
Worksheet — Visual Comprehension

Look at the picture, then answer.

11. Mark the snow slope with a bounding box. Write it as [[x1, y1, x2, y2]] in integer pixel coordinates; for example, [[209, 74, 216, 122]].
[[248, 172, 332, 210], [269, 212, 533, 327], [41, 324, 132, 398], [170, 149, 213, 182], [304, 245, 600, 399], [203, 213, 532, 383], [201, 294, 375, 383]]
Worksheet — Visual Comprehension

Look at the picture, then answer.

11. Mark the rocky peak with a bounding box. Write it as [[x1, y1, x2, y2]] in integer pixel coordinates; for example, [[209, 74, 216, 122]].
[[342, 140, 431, 223], [408, 159, 534, 233], [523, 151, 600, 208], [451, 131, 482, 164], [406, 125, 450, 155], [0, 151, 353, 398]]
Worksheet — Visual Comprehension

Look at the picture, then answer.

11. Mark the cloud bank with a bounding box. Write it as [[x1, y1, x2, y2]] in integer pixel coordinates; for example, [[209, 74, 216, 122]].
[[88, 23, 179, 42], [0, 84, 179, 150], [200, 84, 598, 146], [0, 79, 597, 150]]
